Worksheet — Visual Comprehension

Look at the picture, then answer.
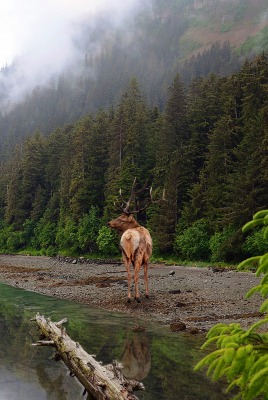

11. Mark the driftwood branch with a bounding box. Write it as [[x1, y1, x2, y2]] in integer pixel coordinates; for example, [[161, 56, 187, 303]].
[[32, 314, 144, 400]]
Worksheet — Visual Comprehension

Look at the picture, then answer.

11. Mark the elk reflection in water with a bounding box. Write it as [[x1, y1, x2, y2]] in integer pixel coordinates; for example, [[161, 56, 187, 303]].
[[120, 330, 151, 382]]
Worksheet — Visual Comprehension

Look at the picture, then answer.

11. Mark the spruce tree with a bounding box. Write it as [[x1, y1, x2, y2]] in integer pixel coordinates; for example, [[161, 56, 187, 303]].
[[104, 77, 149, 218]]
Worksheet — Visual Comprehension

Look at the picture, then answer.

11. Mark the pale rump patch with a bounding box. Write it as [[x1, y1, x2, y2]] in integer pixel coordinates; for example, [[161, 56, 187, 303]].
[[120, 229, 141, 259], [120, 229, 141, 251]]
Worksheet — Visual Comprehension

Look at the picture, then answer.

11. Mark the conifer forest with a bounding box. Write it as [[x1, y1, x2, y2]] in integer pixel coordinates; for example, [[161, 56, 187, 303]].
[[0, 0, 268, 263], [0, 51, 267, 262]]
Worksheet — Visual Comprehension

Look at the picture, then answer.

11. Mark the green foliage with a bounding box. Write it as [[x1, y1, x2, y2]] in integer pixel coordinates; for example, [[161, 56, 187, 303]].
[[0, 53, 268, 259], [21, 219, 36, 247], [0, 224, 11, 251], [174, 219, 211, 261], [96, 226, 118, 255], [34, 218, 57, 249], [209, 227, 237, 262], [238, 26, 268, 56], [195, 211, 268, 399], [220, 22, 233, 33], [77, 206, 100, 253], [243, 228, 268, 257], [6, 231, 24, 252], [56, 217, 79, 253], [0, 222, 25, 252]]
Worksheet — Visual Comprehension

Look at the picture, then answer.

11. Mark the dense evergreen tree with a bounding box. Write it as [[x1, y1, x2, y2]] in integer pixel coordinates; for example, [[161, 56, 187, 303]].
[[105, 78, 150, 217], [224, 54, 268, 227], [149, 74, 190, 252], [0, 53, 267, 260]]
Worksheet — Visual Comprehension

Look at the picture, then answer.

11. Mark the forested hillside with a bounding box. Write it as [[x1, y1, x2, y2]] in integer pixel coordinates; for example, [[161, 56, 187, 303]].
[[0, 53, 267, 262], [1, 0, 268, 159]]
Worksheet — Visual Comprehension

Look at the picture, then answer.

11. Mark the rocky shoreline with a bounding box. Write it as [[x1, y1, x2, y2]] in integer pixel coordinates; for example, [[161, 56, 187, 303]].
[[0, 254, 263, 333]]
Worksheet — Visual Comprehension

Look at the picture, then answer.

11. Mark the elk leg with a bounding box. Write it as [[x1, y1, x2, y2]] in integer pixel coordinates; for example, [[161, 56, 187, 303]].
[[144, 261, 149, 299], [134, 261, 141, 302], [125, 258, 132, 302]]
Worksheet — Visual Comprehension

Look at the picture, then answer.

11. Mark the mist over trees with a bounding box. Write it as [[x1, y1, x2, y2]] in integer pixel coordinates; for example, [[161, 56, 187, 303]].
[[0, 52, 267, 261], [0, 0, 268, 159]]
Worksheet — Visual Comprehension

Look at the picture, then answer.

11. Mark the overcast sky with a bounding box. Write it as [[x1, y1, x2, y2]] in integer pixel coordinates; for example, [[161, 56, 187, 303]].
[[0, 0, 138, 68], [0, 0, 139, 107]]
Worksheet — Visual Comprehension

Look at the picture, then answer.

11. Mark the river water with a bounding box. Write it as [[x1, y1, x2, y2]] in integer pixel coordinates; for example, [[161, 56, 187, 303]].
[[0, 282, 230, 400]]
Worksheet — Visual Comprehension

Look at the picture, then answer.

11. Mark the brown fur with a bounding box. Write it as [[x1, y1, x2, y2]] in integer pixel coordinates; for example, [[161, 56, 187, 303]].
[[120, 332, 151, 381], [108, 214, 152, 302]]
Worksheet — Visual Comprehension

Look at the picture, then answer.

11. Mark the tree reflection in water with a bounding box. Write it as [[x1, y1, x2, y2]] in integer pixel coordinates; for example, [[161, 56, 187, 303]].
[[0, 283, 230, 400]]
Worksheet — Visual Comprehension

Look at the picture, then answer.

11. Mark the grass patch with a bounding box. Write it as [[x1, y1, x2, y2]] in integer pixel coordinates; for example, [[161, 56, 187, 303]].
[[237, 25, 268, 55], [179, 38, 202, 56], [220, 22, 234, 33]]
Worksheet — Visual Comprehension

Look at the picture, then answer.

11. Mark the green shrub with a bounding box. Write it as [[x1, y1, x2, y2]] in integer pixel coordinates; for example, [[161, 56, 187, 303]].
[[96, 226, 118, 255], [77, 206, 100, 253], [174, 219, 211, 261], [195, 210, 268, 399], [33, 218, 57, 249], [45, 245, 57, 257], [56, 217, 79, 252], [6, 231, 24, 252], [0, 223, 12, 251], [21, 219, 36, 247], [243, 227, 268, 256], [209, 226, 237, 262]]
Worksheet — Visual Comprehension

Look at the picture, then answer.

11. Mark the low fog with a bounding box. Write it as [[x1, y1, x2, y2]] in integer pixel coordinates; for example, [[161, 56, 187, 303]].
[[0, 0, 141, 110]]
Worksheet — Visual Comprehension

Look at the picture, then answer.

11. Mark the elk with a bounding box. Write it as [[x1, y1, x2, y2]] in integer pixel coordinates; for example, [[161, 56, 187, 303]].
[[108, 178, 165, 303], [120, 331, 151, 381]]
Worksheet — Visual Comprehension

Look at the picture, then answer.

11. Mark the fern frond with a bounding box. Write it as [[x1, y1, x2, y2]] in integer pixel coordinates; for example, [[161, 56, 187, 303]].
[[253, 210, 268, 220], [260, 299, 268, 313], [242, 219, 266, 233]]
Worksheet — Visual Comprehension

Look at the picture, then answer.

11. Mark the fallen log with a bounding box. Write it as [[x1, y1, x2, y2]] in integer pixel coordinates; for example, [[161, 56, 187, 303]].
[[32, 314, 144, 400]]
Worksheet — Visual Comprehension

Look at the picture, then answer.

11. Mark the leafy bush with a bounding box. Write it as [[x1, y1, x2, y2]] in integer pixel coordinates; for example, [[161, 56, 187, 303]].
[[6, 231, 24, 252], [21, 219, 36, 247], [209, 226, 237, 262], [45, 245, 57, 257], [243, 227, 268, 257], [0, 223, 25, 253], [77, 206, 100, 253], [195, 210, 268, 399], [174, 219, 211, 261], [0, 223, 12, 251], [96, 226, 118, 255], [35, 219, 57, 249], [56, 217, 79, 252]]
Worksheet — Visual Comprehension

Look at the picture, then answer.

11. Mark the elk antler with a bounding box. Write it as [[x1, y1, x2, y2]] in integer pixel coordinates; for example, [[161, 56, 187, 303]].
[[136, 186, 166, 213], [114, 177, 166, 215]]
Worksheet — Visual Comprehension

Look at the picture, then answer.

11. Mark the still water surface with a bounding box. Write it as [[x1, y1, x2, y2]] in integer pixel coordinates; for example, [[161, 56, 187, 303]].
[[0, 283, 229, 400]]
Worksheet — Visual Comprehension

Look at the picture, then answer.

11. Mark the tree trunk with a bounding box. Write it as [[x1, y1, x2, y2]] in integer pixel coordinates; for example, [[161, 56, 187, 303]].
[[32, 314, 144, 400]]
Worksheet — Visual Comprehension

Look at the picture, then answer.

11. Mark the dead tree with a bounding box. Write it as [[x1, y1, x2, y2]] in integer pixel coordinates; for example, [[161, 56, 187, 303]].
[[32, 314, 144, 400]]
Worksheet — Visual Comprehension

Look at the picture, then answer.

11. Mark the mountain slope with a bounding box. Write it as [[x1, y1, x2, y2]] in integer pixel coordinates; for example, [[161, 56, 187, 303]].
[[0, 0, 268, 159]]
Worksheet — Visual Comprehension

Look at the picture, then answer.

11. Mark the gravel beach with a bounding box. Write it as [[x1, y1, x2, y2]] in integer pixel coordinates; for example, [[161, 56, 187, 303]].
[[0, 254, 263, 333]]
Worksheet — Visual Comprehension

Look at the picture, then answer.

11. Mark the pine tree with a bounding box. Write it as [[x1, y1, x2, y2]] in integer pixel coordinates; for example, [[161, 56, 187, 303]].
[[20, 132, 47, 221], [149, 74, 190, 252], [4, 146, 24, 226], [105, 77, 150, 217], [69, 117, 93, 221], [187, 74, 225, 176], [225, 54, 268, 227]]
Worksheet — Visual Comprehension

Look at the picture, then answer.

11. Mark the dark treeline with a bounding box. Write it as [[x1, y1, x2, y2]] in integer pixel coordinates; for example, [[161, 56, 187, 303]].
[[0, 53, 268, 262]]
